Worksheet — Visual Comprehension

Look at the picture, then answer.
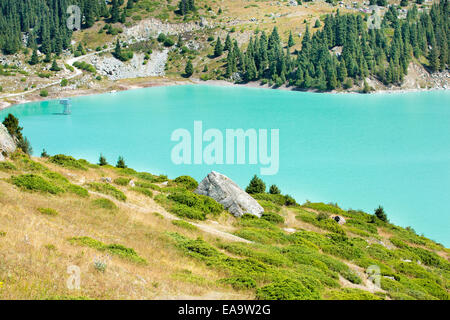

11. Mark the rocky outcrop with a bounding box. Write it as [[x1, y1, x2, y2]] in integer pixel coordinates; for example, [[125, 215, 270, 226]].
[[87, 50, 168, 80], [0, 123, 16, 161], [195, 171, 264, 218], [332, 215, 346, 225]]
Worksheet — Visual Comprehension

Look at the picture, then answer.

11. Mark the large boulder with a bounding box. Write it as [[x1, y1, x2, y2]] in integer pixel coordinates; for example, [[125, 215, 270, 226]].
[[195, 171, 264, 218], [0, 123, 16, 161]]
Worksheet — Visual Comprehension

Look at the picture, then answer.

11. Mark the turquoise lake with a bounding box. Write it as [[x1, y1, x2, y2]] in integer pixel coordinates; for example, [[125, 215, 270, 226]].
[[1, 85, 449, 246]]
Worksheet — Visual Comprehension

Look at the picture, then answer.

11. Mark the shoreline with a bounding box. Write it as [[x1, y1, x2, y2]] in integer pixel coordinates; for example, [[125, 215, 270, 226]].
[[1, 76, 449, 111]]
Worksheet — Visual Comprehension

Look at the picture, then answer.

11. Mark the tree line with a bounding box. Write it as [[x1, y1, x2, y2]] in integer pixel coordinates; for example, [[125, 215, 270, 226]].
[[219, 2, 448, 90], [0, 0, 141, 56]]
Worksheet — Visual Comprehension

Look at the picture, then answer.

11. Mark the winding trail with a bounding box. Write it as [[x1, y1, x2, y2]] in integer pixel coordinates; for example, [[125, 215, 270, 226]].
[[0, 48, 112, 100]]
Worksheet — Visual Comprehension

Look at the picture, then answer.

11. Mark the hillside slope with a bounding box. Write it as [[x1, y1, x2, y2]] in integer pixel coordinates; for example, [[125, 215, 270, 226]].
[[0, 152, 448, 300]]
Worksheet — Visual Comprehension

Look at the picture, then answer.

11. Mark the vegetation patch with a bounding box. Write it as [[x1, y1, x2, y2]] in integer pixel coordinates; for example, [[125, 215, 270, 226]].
[[37, 207, 59, 216], [87, 183, 126, 201], [172, 220, 198, 231], [49, 155, 87, 170], [91, 198, 118, 210], [11, 174, 64, 194], [68, 236, 146, 264]]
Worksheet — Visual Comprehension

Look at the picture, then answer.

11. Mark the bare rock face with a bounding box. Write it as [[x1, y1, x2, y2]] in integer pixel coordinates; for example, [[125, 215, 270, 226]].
[[195, 171, 264, 218], [0, 123, 16, 161]]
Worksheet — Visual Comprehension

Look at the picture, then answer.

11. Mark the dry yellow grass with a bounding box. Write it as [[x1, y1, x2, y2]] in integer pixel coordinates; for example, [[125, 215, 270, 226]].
[[0, 158, 253, 300]]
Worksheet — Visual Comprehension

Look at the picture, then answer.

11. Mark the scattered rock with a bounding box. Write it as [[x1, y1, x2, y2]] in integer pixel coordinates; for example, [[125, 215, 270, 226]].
[[195, 171, 264, 218], [332, 215, 346, 225], [129, 180, 136, 187], [101, 177, 112, 183]]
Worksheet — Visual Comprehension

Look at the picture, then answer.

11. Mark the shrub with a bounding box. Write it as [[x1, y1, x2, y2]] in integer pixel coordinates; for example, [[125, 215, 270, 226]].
[[91, 198, 118, 210], [39, 90, 48, 97], [326, 288, 383, 300], [261, 212, 285, 224], [256, 278, 320, 300], [220, 277, 256, 290], [66, 184, 89, 197], [37, 207, 59, 216], [0, 162, 17, 171], [49, 154, 86, 170], [68, 236, 146, 264], [114, 177, 131, 186], [11, 174, 63, 194], [130, 187, 153, 198], [87, 183, 126, 201], [174, 175, 198, 190], [341, 269, 362, 284], [172, 219, 198, 231], [171, 204, 206, 220]]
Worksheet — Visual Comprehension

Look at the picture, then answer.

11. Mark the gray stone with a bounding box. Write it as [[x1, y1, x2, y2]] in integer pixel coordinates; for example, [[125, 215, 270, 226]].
[[332, 215, 346, 225], [0, 123, 16, 161], [195, 171, 264, 218]]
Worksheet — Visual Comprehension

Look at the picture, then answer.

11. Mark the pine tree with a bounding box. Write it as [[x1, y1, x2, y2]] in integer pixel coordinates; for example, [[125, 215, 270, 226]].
[[98, 154, 108, 166], [269, 185, 281, 195], [29, 49, 39, 65], [288, 31, 295, 48], [214, 37, 223, 57], [185, 60, 194, 77], [116, 156, 127, 168], [245, 175, 266, 194], [110, 0, 120, 23], [224, 34, 232, 51]]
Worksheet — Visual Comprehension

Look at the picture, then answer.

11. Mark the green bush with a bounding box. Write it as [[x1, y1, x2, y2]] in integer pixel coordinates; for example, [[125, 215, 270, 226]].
[[303, 202, 346, 215], [261, 212, 284, 223], [174, 175, 198, 190], [168, 190, 223, 215], [11, 174, 63, 194], [66, 184, 89, 197], [171, 204, 206, 220], [220, 277, 256, 290], [172, 219, 198, 231], [68, 237, 146, 264], [91, 198, 118, 210], [0, 162, 17, 171], [87, 183, 126, 201], [39, 90, 48, 97], [256, 278, 320, 300], [114, 177, 131, 186], [49, 155, 86, 170], [326, 288, 383, 300]]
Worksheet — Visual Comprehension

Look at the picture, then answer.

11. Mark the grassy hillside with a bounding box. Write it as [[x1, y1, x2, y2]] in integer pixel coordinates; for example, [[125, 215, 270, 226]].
[[0, 151, 448, 300]]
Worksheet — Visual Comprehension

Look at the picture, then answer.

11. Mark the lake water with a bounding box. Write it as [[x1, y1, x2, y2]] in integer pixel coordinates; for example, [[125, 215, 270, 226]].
[[1, 85, 449, 246]]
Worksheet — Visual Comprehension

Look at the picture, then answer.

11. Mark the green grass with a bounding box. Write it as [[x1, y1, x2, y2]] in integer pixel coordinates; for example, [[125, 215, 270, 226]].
[[325, 288, 383, 300], [172, 220, 198, 231], [37, 207, 59, 216], [48, 155, 87, 170], [68, 236, 146, 264], [11, 174, 64, 194], [87, 183, 126, 201], [91, 198, 118, 210]]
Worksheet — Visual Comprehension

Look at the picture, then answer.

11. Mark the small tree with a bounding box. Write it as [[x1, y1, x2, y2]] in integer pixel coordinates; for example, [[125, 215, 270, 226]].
[[2, 113, 23, 141], [214, 37, 223, 57], [29, 49, 39, 65], [245, 175, 266, 194], [288, 31, 295, 48], [374, 206, 388, 222], [98, 154, 108, 166], [116, 156, 127, 168], [314, 20, 321, 28], [50, 59, 61, 72], [185, 60, 194, 77], [269, 184, 281, 195], [41, 149, 49, 158]]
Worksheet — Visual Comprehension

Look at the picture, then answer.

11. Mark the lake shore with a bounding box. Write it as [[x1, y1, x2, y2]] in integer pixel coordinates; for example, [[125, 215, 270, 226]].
[[1, 74, 448, 111]]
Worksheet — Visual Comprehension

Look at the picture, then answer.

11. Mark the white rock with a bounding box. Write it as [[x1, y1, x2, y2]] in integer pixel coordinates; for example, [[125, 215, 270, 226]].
[[195, 171, 264, 218], [0, 123, 17, 161]]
